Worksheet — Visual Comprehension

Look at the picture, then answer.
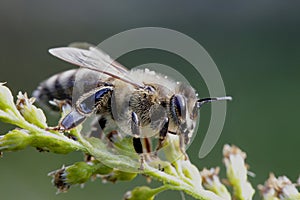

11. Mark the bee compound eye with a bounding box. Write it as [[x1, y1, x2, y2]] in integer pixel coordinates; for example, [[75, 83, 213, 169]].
[[170, 94, 187, 124]]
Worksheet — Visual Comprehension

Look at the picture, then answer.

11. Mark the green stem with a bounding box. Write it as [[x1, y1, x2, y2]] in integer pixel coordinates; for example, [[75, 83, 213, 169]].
[[146, 169, 223, 200], [79, 135, 222, 200], [19, 119, 85, 152]]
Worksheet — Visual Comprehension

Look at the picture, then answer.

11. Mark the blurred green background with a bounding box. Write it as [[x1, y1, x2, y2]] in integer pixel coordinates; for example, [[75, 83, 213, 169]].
[[0, 1, 299, 200]]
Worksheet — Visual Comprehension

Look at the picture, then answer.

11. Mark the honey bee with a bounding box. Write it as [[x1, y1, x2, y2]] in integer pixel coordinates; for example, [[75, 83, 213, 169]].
[[33, 43, 231, 160]]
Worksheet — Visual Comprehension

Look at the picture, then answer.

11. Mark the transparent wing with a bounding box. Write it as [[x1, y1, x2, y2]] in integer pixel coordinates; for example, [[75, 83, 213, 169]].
[[49, 47, 143, 87]]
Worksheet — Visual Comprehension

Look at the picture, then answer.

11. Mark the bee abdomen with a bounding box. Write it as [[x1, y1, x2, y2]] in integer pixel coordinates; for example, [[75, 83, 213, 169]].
[[32, 69, 77, 110]]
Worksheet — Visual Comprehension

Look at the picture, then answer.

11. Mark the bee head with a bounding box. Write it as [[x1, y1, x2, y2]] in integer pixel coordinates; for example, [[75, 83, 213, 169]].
[[169, 93, 198, 144], [169, 83, 232, 144]]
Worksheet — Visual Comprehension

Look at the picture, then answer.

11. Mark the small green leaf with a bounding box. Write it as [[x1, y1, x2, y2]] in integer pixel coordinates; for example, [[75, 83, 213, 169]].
[[64, 161, 113, 184], [92, 160, 113, 175], [124, 186, 168, 200], [29, 134, 82, 154], [0, 129, 31, 151], [102, 170, 137, 183], [0, 83, 17, 111], [65, 162, 94, 184]]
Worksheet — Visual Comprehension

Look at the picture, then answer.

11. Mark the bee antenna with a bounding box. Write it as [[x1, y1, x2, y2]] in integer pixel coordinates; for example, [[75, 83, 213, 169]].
[[197, 96, 232, 108]]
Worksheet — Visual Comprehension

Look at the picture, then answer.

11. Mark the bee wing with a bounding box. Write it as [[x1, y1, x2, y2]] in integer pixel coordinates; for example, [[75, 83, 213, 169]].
[[89, 47, 129, 74], [48, 47, 143, 87], [68, 42, 129, 74]]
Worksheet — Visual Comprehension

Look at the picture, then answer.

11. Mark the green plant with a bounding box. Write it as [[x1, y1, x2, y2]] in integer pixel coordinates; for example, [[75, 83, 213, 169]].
[[0, 83, 299, 200]]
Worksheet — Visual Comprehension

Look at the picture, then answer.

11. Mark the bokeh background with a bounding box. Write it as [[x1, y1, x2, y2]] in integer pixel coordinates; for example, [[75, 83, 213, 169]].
[[0, 1, 299, 200]]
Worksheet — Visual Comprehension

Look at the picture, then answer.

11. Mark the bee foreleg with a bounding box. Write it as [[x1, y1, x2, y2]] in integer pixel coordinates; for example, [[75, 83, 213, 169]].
[[179, 133, 189, 160], [155, 117, 169, 155]]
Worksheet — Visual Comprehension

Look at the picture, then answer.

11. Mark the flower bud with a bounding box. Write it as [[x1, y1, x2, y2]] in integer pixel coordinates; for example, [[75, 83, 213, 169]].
[[48, 166, 70, 193], [123, 186, 162, 200], [181, 159, 202, 187], [49, 162, 93, 193], [0, 83, 22, 123], [16, 92, 47, 128], [48, 160, 115, 193], [223, 144, 255, 200], [65, 162, 95, 185], [0, 129, 31, 151], [162, 134, 184, 163], [258, 173, 300, 200], [200, 167, 231, 200], [0, 83, 16, 111], [102, 170, 137, 183]]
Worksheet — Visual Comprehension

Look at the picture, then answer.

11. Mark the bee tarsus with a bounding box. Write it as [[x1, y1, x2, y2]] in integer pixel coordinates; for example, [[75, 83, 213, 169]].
[[60, 109, 87, 130]]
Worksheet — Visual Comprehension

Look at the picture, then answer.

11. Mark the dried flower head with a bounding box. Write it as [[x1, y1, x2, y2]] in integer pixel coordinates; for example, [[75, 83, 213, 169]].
[[258, 173, 300, 200], [223, 144, 255, 200], [200, 167, 231, 200], [48, 166, 70, 194], [16, 92, 47, 128]]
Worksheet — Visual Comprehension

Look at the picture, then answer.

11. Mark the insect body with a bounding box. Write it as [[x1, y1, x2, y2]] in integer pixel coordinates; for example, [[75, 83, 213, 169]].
[[33, 44, 231, 159]]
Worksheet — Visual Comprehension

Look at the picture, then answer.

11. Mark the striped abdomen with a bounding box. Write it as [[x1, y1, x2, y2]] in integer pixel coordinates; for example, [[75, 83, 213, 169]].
[[32, 69, 101, 110]]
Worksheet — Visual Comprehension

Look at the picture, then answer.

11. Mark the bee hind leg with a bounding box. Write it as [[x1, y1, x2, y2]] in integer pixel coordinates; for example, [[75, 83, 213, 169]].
[[47, 109, 87, 132]]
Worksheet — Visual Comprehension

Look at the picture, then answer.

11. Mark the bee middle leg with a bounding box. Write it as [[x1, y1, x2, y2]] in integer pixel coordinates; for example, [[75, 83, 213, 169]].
[[155, 117, 169, 155], [131, 112, 146, 170], [167, 130, 189, 160]]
